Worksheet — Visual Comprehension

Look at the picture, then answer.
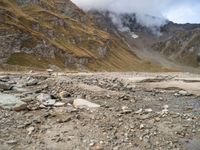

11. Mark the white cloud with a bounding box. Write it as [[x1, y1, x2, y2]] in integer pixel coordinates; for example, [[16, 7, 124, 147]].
[[72, 0, 200, 24], [72, 0, 171, 18], [165, 4, 200, 23]]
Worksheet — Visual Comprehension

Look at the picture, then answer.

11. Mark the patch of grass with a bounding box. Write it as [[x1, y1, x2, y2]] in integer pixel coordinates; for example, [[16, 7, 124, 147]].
[[7, 53, 65, 69]]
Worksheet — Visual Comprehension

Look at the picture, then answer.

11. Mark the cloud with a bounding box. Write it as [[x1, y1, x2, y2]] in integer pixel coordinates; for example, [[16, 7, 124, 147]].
[[164, 2, 200, 23], [72, 0, 171, 18], [72, 0, 200, 24]]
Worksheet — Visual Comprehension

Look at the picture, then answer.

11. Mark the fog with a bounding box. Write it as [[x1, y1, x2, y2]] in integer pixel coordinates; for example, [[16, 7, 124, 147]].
[[72, 0, 200, 25]]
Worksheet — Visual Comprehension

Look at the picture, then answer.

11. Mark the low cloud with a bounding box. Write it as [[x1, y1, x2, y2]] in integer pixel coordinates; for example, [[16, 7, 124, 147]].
[[72, 0, 172, 28]]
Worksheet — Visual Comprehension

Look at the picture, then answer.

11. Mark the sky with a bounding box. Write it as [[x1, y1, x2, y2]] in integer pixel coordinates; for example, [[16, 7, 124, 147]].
[[72, 0, 200, 24]]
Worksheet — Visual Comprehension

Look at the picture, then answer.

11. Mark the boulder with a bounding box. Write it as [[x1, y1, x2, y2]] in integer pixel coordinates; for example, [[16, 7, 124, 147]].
[[37, 94, 51, 102], [0, 81, 12, 90], [0, 94, 26, 110], [73, 98, 100, 109], [13, 102, 27, 111]]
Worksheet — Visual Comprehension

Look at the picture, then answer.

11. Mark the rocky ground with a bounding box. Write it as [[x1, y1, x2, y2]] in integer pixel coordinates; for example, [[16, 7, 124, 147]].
[[0, 71, 200, 150]]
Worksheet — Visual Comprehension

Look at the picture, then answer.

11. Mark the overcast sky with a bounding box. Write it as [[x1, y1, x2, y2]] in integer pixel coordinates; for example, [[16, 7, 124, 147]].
[[72, 0, 200, 24]]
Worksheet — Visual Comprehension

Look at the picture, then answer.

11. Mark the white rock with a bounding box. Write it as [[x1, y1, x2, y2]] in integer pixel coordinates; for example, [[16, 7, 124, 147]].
[[135, 108, 143, 114], [27, 126, 35, 135], [73, 98, 100, 109], [37, 94, 51, 102], [144, 108, 153, 113], [178, 90, 189, 96], [43, 99, 56, 106], [54, 102, 65, 107], [163, 105, 169, 109], [122, 106, 132, 113], [26, 79, 38, 86], [140, 124, 145, 129]]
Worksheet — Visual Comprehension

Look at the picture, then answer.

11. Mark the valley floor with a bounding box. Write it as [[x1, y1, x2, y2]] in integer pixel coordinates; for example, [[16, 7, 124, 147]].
[[0, 71, 200, 150]]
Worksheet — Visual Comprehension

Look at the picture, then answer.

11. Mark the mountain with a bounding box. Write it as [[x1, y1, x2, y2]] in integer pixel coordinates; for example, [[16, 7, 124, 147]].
[[0, 0, 167, 72], [1, 0, 200, 72], [153, 22, 200, 67], [90, 10, 200, 71]]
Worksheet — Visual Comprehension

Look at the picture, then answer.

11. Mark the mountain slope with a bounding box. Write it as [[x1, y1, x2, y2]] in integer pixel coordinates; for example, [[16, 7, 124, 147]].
[[153, 23, 200, 67], [0, 0, 168, 72]]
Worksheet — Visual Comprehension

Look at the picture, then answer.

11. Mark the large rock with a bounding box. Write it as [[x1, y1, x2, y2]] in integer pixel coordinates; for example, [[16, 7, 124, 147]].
[[73, 98, 100, 109], [37, 94, 51, 102], [37, 93, 56, 106], [13, 101, 27, 111], [0, 81, 12, 90], [0, 94, 26, 110]]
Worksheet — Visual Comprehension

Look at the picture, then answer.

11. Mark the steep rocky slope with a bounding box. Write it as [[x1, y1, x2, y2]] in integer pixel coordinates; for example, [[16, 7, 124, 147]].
[[153, 23, 200, 67], [0, 0, 166, 72]]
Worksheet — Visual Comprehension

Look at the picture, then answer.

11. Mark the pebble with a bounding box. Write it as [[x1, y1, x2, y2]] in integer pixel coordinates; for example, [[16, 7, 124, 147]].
[[54, 102, 65, 107], [121, 106, 132, 114], [59, 91, 71, 99], [26, 79, 38, 86], [6, 140, 18, 145], [135, 108, 143, 114], [27, 126, 35, 135], [43, 99, 56, 106], [140, 124, 145, 129], [144, 108, 153, 113]]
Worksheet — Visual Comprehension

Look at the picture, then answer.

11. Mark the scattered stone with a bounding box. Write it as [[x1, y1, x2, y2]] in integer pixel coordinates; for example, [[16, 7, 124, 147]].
[[43, 99, 56, 106], [27, 126, 35, 135], [163, 105, 169, 109], [135, 108, 143, 114], [144, 108, 153, 113], [178, 90, 191, 96], [26, 79, 38, 86], [47, 69, 53, 74], [57, 116, 71, 123], [73, 98, 100, 109], [6, 140, 18, 145], [37, 94, 51, 102], [154, 117, 161, 122], [93, 144, 104, 150], [140, 124, 145, 129], [121, 106, 132, 114], [59, 91, 71, 99], [54, 102, 65, 107]]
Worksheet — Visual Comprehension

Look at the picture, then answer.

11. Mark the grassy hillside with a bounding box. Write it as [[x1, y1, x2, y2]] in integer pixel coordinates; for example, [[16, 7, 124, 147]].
[[0, 0, 168, 71]]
